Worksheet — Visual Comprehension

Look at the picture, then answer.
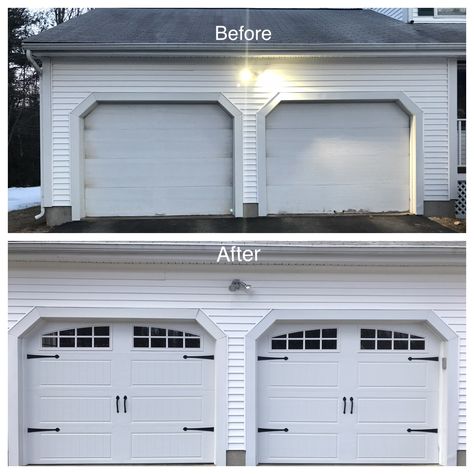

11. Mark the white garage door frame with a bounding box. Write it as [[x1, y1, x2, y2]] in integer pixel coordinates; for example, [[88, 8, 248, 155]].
[[245, 309, 458, 466], [256, 92, 424, 216], [8, 307, 227, 466], [70, 92, 243, 221]]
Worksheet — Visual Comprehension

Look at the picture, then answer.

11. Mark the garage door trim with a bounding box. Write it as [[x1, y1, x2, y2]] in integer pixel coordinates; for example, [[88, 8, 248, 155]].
[[245, 309, 457, 466], [8, 307, 228, 466], [256, 91, 423, 216], [70, 92, 243, 220]]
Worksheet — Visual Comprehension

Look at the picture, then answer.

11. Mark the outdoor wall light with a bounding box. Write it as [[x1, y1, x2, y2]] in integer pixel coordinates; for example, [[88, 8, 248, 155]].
[[229, 279, 252, 291], [239, 68, 254, 82], [256, 70, 284, 90]]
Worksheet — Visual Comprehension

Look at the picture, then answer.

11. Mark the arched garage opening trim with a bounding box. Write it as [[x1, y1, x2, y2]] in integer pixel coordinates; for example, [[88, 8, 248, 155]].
[[245, 309, 457, 466], [256, 91, 424, 216], [8, 307, 227, 466], [70, 92, 243, 220]]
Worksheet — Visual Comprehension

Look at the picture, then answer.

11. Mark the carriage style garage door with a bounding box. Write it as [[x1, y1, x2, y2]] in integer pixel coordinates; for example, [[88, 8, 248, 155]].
[[84, 103, 233, 217], [257, 322, 439, 464], [24, 320, 215, 464], [265, 102, 410, 214]]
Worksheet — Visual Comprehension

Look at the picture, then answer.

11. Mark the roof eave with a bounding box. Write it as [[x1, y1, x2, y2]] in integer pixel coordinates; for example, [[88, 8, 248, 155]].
[[22, 42, 466, 58], [8, 242, 466, 267]]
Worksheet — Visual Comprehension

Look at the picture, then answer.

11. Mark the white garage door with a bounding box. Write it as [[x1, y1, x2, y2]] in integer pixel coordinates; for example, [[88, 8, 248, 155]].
[[257, 322, 439, 464], [266, 102, 410, 214], [24, 321, 215, 464], [84, 103, 233, 217]]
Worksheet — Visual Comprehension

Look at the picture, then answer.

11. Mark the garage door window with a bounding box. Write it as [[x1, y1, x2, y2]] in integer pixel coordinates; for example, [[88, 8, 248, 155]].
[[41, 326, 110, 348], [133, 326, 201, 349], [360, 328, 425, 350], [271, 328, 338, 350]]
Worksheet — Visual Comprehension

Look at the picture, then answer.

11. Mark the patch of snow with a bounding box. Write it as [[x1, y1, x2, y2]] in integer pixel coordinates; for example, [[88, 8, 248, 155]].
[[8, 187, 41, 212]]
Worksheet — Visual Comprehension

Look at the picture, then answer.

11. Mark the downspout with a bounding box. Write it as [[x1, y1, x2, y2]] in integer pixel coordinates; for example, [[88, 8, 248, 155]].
[[25, 50, 45, 220]]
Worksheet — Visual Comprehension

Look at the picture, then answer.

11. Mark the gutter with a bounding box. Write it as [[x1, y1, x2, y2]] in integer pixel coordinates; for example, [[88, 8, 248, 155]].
[[7, 241, 466, 267], [25, 50, 45, 221], [22, 42, 466, 57]]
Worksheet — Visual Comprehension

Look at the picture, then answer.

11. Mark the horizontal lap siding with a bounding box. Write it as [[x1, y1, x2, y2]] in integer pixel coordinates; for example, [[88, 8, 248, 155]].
[[371, 8, 406, 21], [9, 262, 465, 450], [50, 57, 449, 206]]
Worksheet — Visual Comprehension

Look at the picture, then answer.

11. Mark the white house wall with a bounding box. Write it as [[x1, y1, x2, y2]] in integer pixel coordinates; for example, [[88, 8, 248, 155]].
[[48, 57, 450, 207], [8, 261, 466, 451]]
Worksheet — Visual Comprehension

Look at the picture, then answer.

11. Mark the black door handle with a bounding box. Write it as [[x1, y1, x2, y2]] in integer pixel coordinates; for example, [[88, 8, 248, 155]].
[[123, 395, 127, 413], [116, 395, 120, 413], [258, 428, 289, 432], [343, 396, 346, 414], [350, 397, 354, 414]]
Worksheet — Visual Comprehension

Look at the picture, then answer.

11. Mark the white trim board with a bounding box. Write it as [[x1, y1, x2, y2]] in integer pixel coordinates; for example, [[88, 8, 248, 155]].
[[69, 92, 244, 220], [8, 306, 228, 466], [244, 309, 458, 466], [256, 91, 424, 216]]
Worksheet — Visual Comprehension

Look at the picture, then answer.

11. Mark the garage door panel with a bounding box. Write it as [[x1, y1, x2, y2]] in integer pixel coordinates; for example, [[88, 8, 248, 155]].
[[85, 103, 232, 130], [132, 397, 204, 422], [85, 158, 232, 188], [131, 360, 203, 386], [357, 398, 428, 423], [25, 321, 215, 465], [358, 362, 428, 388], [39, 397, 112, 423], [267, 103, 409, 129], [36, 433, 112, 462], [356, 434, 429, 461], [37, 360, 112, 386], [130, 432, 207, 461], [260, 361, 339, 387], [267, 184, 410, 214], [260, 433, 339, 462], [266, 102, 410, 214], [267, 152, 408, 186], [84, 129, 232, 160], [257, 323, 439, 464], [268, 397, 339, 423], [85, 185, 232, 216], [266, 128, 408, 159], [84, 103, 233, 217]]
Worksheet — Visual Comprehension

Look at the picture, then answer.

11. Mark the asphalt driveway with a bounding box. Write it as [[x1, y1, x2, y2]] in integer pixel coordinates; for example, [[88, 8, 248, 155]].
[[51, 215, 456, 233]]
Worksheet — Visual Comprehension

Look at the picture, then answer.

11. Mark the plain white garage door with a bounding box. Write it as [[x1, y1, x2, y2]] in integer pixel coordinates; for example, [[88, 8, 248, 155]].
[[257, 322, 439, 464], [266, 102, 410, 214], [84, 103, 233, 217], [24, 321, 215, 464]]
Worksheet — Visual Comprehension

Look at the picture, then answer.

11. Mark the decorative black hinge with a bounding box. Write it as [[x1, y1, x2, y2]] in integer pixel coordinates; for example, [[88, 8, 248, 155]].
[[183, 355, 214, 360], [407, 428, 438, 433], [258, 356, 288, 361], [28, 427, 60, 433], [258, 428, 289, 432], [27, 354, 59, 359], [183, 427, 214, 432], [408, 356, 439, 362]]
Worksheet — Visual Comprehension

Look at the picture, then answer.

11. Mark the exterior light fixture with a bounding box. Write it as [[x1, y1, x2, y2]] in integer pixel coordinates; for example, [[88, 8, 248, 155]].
[[256, 70, 284, 90], [229, 279, 252, 291], [239, 68, 254, 82]]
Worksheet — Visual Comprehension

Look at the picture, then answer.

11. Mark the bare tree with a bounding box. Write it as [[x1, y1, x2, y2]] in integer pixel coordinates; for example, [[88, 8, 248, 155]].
[[54, 8, 88, 25]]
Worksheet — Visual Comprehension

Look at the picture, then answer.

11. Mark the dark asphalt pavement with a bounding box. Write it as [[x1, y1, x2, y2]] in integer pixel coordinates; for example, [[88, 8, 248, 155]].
[[51, 215, 455, 233]]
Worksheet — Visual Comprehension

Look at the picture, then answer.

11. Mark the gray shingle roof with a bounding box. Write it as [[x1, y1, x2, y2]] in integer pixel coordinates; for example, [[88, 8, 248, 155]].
[[23, 8, 465, 49]]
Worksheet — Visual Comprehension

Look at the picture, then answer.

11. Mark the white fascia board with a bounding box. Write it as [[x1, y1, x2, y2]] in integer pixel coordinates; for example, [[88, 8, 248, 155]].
[[8, 242, 466, 267], [23, 42, 466, 58]]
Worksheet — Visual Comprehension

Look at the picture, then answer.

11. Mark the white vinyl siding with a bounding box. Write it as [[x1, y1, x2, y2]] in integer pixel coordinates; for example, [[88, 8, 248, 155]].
[[370, 8, 406, 22], [49, 57, 450, 207], [8, 262, 466, 451]]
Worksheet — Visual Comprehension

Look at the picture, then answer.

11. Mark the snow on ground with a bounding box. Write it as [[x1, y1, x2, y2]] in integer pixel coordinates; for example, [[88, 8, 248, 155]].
[[8, 187, 41, 212]]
